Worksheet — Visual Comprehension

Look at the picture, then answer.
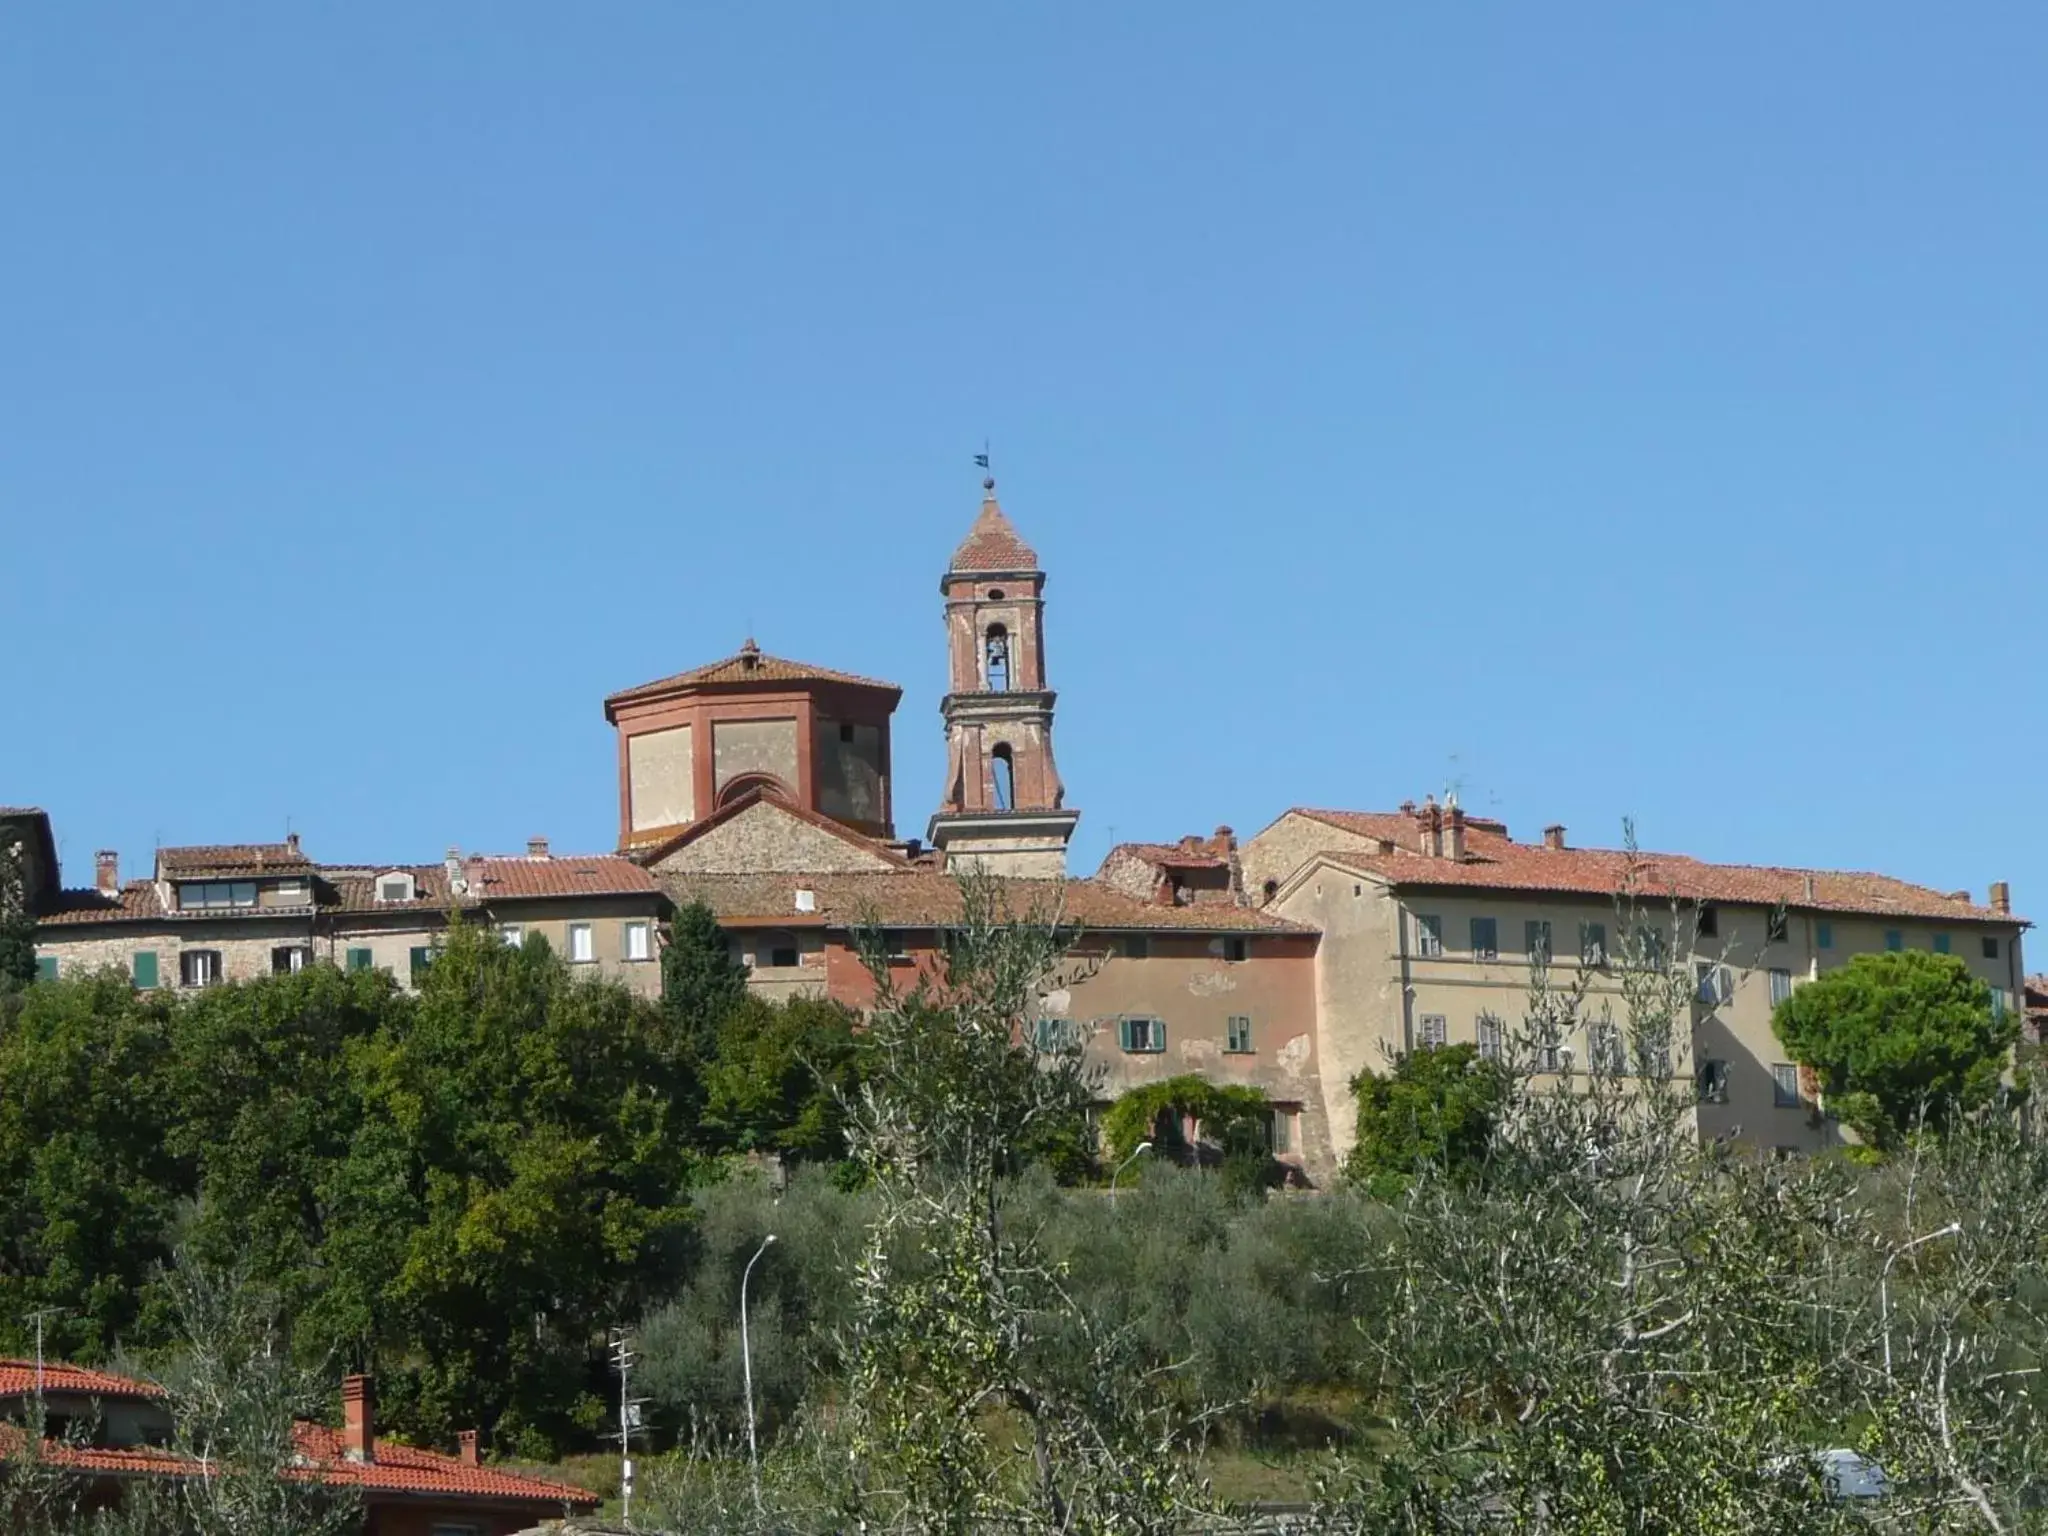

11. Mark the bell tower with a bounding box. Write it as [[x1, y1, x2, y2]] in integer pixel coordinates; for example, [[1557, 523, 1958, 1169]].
[[927, 476, 1079, 878]]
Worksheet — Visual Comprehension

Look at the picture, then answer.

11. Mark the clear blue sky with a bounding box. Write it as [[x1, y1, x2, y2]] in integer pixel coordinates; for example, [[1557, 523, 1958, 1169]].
[[5, 7, 2043, 918]]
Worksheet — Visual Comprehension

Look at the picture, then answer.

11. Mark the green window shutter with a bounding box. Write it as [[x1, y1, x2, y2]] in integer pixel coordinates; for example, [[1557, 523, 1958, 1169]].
[[409, 946, 432, 980], [347, 947, 373, 972], [133, 951, 158, 988], [1152, 1020, 1166, 1053], [1118, 1017, 1133, 1052], [34, 955, 57, 982]]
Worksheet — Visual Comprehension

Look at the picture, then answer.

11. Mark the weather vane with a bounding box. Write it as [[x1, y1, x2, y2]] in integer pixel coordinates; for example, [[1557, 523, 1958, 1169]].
[[973, 439, 992, 487]]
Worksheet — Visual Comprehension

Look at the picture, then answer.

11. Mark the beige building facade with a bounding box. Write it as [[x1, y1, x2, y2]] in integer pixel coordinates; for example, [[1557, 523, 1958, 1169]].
[[1252, 802, 2027, 1169]]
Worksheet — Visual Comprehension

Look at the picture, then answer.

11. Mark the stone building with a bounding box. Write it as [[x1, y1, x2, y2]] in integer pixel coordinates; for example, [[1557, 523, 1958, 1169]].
[[28, 827, 666, 998], [1243, 800, 2029, 1167]]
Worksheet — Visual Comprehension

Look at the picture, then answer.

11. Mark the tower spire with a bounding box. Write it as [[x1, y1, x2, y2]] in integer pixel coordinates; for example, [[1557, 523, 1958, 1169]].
[[927, 479, 1078, 878]]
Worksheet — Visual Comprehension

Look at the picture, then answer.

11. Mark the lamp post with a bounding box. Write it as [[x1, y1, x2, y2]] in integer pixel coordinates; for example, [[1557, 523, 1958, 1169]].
[[1882, 1221, 1961, 1378], [1110, 1141, 1153, 1207], [741, 1233, 778, 1512]]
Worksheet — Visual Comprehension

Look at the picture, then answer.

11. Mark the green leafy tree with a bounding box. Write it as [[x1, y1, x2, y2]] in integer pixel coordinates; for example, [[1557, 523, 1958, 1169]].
[[698, 994, 867, 1165], [0, 834, 39, 992], [335, 921, 700, 1454], [1344, 1043, 1509, 1197], [661, 900, 750, 1060], [0, 972, 181, 1358], [1772, 950, 2017, 1146], [1099, 1073, 1273, 1174]]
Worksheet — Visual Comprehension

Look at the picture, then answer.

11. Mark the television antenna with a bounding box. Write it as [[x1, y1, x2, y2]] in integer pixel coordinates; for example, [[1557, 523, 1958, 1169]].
[[607, 1327, 652, 1525]]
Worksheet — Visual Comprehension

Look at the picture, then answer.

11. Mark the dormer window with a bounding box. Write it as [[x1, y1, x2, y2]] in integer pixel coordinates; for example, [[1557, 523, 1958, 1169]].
[[375, 872, 416, 903], [180, 880, 256, 911]]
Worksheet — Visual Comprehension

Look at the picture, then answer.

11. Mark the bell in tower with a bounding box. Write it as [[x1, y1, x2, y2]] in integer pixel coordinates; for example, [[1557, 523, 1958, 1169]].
[[927, 476, 1080, 877]]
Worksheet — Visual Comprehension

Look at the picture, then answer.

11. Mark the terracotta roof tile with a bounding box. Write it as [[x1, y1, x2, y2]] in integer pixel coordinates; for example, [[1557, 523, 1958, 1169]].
[[948, 487, 1039, 572], [606, 640, 899, 709], [37, 883, 166, 927], [0, 1360, 160, 1399], [324, 854, 660, 912], [661, 869, 1307, 933], [155, 843, 313, 879], [1290, 808, 2021, 925]]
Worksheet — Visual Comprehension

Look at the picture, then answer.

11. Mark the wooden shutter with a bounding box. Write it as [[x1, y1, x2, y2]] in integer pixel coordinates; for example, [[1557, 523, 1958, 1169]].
[[1118, 1017, 1133, 1051], [409, 946, 432, 980], [347, 948, 372, 972], [133, 951, 158, 988], [1151, 1019, 1166, 1053]]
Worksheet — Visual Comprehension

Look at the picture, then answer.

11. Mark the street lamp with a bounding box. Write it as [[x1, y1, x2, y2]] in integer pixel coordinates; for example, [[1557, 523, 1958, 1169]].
[[741, 1233, 778, 1512], [1882, 1221, 1961, 1379], [1110, 1141, 1153, 1207]]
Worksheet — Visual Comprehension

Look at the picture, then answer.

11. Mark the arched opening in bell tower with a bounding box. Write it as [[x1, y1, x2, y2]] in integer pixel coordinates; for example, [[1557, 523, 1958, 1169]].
[[985, 624, 1011, 691], [991, 744, 1016, 811]]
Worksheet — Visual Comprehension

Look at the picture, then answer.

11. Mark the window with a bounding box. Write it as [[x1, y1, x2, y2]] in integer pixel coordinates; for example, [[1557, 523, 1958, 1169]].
[[1580, 922, 1607, 966], [839, 722, 855, 743], [1932, 933, 1951, 954], [1884, 930, 1903, 952], [375, 873, 415, 904], [1697, 1059, 1731, 1105], [1267, 1107, 1293, 1155], [1414, 914, 1444, 957], [1222, 936, 1248, 963], [984, 625, 1010, 691], [1694, 961, 1733, 1006], [1469, 917, 1498, 960], [409, 946, 434, 982], [990, 744, 1015, 810], [1697, 905, 1719, 938], [757, 936, 799, 968], [1524, 920, 1552, 964], [1418, 1013, 1448, 1048], [35, 955, 57, 981], [1476, 1012, 1505, 1061], [132, 951, 158, 988], [1226, 1015, 1253, 1053], [1983, 936, 2000, 960], [346, 947, 374, 972], [271, 945, 307, 975], [499, 924, 523, 947], [1119, 1016, 1166, 1054], [1123, 935, 1150, 960], [1589, 1019, 1624, 1074], [180, 950, 223, 988], [1990, 987, 2008, 1021], [1031, 1018, 1078, 1051], [1635, 925, 1665, 968], [273, 880, 310, 905], [1768, 967, 1793, 1007], [624, 921, 652, 962], [1816, 921, 1833, 950], [568, 923, 595, 963], [1772, 1063, 1802, 1108], [1766, 908, 1789, 943], [180, 880, 257, 910]]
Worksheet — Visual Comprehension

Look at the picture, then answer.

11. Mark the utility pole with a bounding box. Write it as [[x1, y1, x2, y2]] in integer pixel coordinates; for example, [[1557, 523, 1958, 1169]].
[[24, 1308, 67, 1396], [608, 1327, 650, 1526]]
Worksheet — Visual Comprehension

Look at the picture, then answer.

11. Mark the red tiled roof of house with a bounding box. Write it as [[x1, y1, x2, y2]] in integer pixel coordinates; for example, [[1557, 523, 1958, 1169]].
[[325, 854, 660, 912], [1103, 841, 1231, 871], [291, 1423, 598, 1506], [661, 869, 1308, 933], [37, 882, 167, 927], [155, 843, 313, 879], [0, 1360, 161, 1399], [948, 486, 1039, 572], [605, 640, 900, 710], [0, 1363, 595, 1509], [1288, 807, 2021, 925]]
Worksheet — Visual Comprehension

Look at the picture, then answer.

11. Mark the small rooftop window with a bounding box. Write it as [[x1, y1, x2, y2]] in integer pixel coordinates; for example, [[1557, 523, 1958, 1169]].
[[376, 872, 416, 904]]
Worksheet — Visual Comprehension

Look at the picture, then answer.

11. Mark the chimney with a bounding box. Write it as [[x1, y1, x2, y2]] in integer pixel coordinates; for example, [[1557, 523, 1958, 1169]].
[[95, 850, 119, 895], [1211, 825, 1237, 856], [444, 846, 464, 894], [341, 1375, 374, 1463], [457, 1429, 479, 1466], [1445, 803, 1467, 862], [1416, 796, 1443, 858], [286, 831, 301, 855], [527, 836, 550, 860], [1542, 825, 1566, 851], [1991, 881, 2011, 916]]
